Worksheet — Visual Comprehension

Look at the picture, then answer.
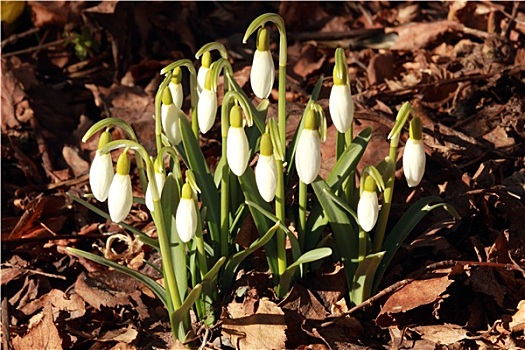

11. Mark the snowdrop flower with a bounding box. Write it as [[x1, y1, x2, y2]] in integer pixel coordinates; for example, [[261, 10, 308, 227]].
[[176, 183, 198, 243], [145, 158, 166, 212], [250, 27, 275, 99], [168, 67, 183, 109], [329, 64, 354, 133], [403, 117, 426, 187], [357, 176, 379, 232], [197, 51, 211, 94], [108, 150, 133, 223], [197, 70, 217, 134], [295, 110, 321, 185], [161, 87, 183, 146], [226, 105, 250, 176], [89, 130, 114, 202], [255, 133, 277, 202]]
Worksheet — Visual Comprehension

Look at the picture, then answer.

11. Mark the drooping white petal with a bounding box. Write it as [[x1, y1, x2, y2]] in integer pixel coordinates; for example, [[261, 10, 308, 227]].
[[145, 172, 166, 211], [403, 138, 426, 187], [161, 103, 182, 146], [197, 88, 217, 134], [250, 49, 275, 99], [168, 81, 183, 109], [108, 173, 133, 223], [176, 198, 197, 243], [90, 151, 114, 202], [357, 190, 379, 232], [329, 84, 354, 133], [227, 126, 250, 176], [295, 129, 321, 185], [197, 66, 210, 94], [255, 154, 277, 202]]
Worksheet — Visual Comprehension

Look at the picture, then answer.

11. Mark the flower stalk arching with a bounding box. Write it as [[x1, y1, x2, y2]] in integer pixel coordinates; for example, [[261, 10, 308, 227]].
[[244, 13, 288, 279], [83, 118, 148, 192], [97, 139, 185, 336], [372, 102, 412, 253], [160, 59, 199, 138]]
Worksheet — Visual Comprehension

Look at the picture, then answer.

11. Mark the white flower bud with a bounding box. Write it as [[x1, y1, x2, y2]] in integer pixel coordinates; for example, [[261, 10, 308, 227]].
[[197, 88, 217, 134], [403, 138, 426, 187], [176, 184, 197, 243], [161, 103, 183, 146], [145, 171, 166, 212], [227, 126, 250, 176], [357, 189, 379, 233], [295, 129, 321, 185], [329, 84, 354, 133], [255, 154, 277, 202], [250, 50, 275, 99], [108, 173, 133, 223], [168, 81, 183, 109], [90, 151, 114, 202]]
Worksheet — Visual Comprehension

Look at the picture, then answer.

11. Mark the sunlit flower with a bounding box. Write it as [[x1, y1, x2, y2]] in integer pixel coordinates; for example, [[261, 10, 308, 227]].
[[176, 183, 197, 243], [161, 88, 183, 146], [250, 27, 275, 99], [145, 164, 166, 212], [357, 177, 379, 232], [197, 70, 217, 134], [90, 130, 114, 202], [168, 67, 183, 109], [403, 117, 426, 187], [329, 75, 354, 133], [108, 150, 133, 223], [227, 106, 250, 176], [295, 110, 321, 185], [197, 51, 212, 94], [255, 133, 277, 202]]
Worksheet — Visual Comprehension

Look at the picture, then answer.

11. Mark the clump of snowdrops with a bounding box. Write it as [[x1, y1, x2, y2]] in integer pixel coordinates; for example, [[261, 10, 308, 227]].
[[68, 13, 459, 345]]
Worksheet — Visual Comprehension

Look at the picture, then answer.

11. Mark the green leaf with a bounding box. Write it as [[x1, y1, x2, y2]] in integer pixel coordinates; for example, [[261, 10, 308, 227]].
[[222, 221, 280, 288], [350, 251, 384, 304], [67, 247, 167, 308], [171, 283, 202, 342], [179, 116, 221, 255], [327, 127, 372, 190], [387, 101, 411, 140], [372, 197, 460, 293], [161, 173, 187, 300], [245, 200, 301, 263], [278, 247, 332, 297], [320, 185, 359, 223], [237, 167, 278, 275]]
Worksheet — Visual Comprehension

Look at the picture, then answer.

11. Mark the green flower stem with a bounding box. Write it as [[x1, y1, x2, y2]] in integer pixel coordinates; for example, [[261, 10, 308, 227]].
[[298, 180, 307, 252], [358, 227, 367, 260], [194, 208, 209, 277], [372, 135, 399, 253], [344, 125, 357, 208], [220, 107, 231, 258], [244, 12, 288, 284], [98, 140, 186, 337]]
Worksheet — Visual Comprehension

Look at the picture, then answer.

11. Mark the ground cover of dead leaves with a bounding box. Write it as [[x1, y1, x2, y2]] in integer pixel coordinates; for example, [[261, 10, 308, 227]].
[[2, 2, 525, 349]]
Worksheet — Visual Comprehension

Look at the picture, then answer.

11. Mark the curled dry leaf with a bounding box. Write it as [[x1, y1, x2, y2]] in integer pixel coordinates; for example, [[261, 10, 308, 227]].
[[12, 303, 63, 350]]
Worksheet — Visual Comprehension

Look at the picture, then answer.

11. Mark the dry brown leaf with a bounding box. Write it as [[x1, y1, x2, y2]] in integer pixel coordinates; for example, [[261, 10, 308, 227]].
[[12, 302, 63, 350], [74, 270, 141, 310], [413, 324, 470, 345], [291, 43, 326, 79], [280, 284, 327, 321], [386, 20, 464, 51], [376, 275, 454, 328], [62, 145, 90, 177], [509, 300, 525, 329], [222, 298, 287, 350], [97, 324, 139, 343]]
